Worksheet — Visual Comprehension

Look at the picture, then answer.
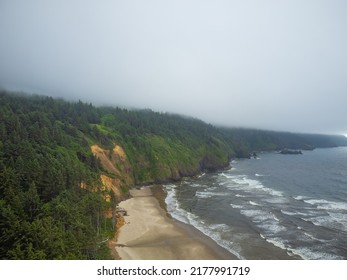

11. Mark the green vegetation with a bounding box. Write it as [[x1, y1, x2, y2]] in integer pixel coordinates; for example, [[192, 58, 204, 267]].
[[0, 92, 113, 259], [1, 91, 346, 259]]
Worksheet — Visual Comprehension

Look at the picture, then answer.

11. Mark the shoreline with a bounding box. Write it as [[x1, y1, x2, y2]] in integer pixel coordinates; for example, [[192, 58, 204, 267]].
[[114, 186, 238, 260]]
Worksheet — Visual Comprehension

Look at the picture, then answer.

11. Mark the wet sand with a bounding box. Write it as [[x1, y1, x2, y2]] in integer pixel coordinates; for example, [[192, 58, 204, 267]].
[[115, 186, 238, 260]]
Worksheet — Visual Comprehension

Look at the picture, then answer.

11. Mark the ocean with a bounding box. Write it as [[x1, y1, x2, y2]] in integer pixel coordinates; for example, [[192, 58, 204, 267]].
[[164, 147, 347, 260]]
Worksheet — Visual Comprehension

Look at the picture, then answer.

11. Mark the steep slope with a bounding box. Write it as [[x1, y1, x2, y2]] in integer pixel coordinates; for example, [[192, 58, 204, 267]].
[[1, 90, 346, 259], [0, 91, 234, 259], [91, 144, 134, 200]]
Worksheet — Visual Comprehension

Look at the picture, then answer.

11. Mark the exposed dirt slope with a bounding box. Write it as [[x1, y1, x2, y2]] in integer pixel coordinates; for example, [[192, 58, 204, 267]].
[[91, 144, 134, 187]]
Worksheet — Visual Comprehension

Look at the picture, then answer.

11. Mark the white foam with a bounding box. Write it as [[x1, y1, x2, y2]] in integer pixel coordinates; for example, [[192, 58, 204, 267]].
[[225, 175, 284, 197], [240, 209, 267, 220], [190, 183, 202, 188], [230, 203, 244, 209], [249, 200, 262, 206], [301, 215, 340, 231], [164, 184, 244, 260], [303, 232, 327, 242], [307, 212, 347, 232], [327, 212, 347, 231], [273, 215, 280, 222], [236, 204, 282, 226], [220, 172, 234, 179], [240, 208, 287, 236], [165, 184, 190, 224], [188, 220, 244, 260], [235, 194, 247, 198], [264, 237, 288, 251], [289, 246, 342, 260], [195, 191, 212, 199], [281, 209, 312, 217], [281, 210, 296, 216], [287, 251, 296, 257], [197, 173, 206, 178], [195, 191, 229, 199], [293, 195, 310, 201], [262, 187, 284, 197], [261, 235, 340, 260], [263, 197, 288, 204], [258, 221, 287, 234], [304, 199, 347, 211]]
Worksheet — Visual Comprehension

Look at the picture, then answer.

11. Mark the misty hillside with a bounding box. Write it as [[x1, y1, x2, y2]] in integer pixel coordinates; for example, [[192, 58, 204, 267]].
[[1, 91, 346, 259]]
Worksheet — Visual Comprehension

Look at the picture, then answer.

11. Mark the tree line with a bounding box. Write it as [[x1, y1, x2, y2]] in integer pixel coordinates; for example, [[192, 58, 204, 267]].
[[1, 91, 346, 259]]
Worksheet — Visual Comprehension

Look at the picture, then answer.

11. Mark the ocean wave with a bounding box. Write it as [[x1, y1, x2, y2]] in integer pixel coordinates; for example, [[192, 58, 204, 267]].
[[289, 246, 342, 260], [249, 200, 262, 206], [165, 162, 347, 260], [258, 219, 287, 234], [327, 212, 347, 232], [258, 234, 340, 260], [195, 191, 228, 199], [190, 183, 203, 188], [300, 215, 346, 232], [281, 209, 313, 217], [293, 195, 310, 201], [220, 172, 234, 179], [230, 203, 244, 209], [164, 184, 244, 259], [281, 210, 296, 216], [164, 184, 190, 224], [273, 215, 280, 222], [307, 213, 347, 233], [263, 197, 288, 204], [303, 232, 327, 242], [240, 209, 278, 224], [239, 208, 287, 237], [259, 232, 340, 260], [262, 237, 289, 252], [304, 199, 347, 211], [240, 209, 267, 220], [195, 192, 213, 199], [223, 175, 284, 197]]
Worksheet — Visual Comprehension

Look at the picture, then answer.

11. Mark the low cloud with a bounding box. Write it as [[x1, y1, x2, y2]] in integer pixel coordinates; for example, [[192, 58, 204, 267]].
[[1, 0, 346, 134]]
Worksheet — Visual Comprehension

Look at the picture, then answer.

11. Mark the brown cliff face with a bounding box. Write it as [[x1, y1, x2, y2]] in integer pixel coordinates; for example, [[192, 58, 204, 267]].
[[89, 144, 134, 221], [91, 144, 134, 188], [100, 174, 122, 201], [86, 144, 134, 250]]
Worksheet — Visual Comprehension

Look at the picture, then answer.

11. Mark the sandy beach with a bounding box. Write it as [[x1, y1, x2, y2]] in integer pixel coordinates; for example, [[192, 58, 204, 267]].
[[115, 186, 238, 260]]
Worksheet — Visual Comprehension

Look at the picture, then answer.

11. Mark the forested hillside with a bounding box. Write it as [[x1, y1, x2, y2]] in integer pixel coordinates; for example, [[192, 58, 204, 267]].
[[0, 92, 112, 259], [0, 91, 234, 259], [0, 91, 346, 259]]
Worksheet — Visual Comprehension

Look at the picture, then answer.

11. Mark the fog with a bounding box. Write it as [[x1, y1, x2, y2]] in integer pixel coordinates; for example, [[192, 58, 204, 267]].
[[1, 0, 347, 135]]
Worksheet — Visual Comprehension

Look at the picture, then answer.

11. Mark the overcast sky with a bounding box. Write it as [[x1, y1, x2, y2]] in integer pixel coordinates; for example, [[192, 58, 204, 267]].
[[1, 0, 347, 135]]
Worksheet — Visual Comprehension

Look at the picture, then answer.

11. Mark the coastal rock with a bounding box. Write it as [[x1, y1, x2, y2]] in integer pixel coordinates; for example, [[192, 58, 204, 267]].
[[279, 149, 302, 155]]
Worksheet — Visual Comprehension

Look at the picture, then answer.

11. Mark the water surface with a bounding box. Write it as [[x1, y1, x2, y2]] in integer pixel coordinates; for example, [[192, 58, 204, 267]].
[[165, 147, 347, 259]]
